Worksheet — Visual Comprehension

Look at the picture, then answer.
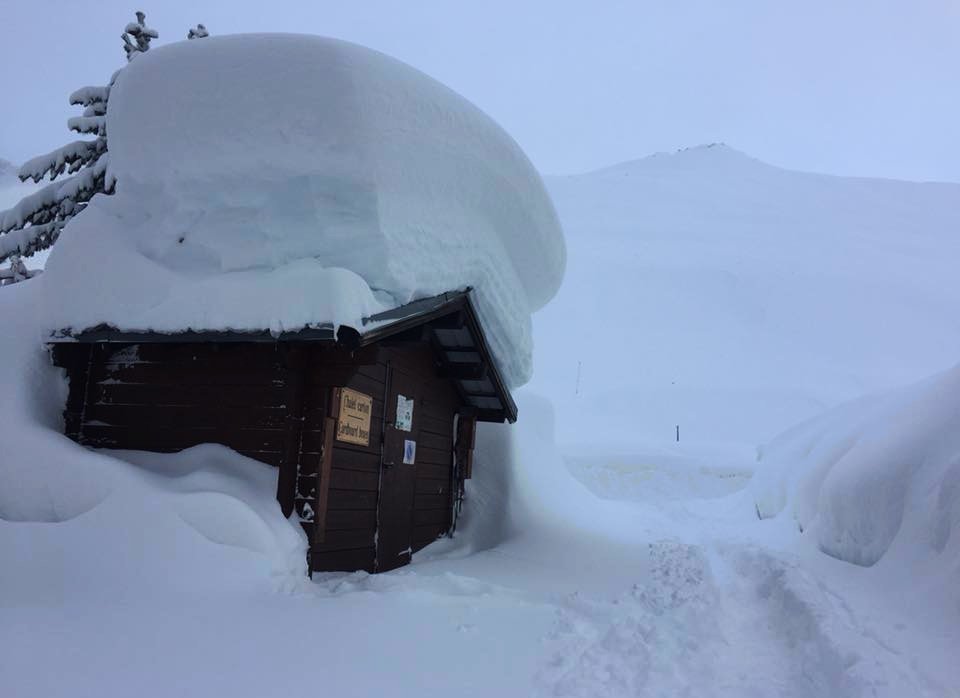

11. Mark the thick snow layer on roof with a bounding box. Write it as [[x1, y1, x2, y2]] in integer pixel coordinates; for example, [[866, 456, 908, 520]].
[[41, 34, 565, 387]]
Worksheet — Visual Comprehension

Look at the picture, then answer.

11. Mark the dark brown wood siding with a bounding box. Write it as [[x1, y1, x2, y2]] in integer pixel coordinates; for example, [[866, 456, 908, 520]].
[[310, 359, 387, 574], [380, 345, 458, 556], [52, 342, 295, 466], [52, 339, 462, 576]]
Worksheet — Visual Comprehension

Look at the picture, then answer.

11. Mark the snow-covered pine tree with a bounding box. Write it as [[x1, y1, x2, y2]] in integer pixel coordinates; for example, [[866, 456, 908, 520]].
[[122, 11, 159, 61], [188, 24, 209, 40], [0, 12, 160, 269], [0, 86, 113, 266]]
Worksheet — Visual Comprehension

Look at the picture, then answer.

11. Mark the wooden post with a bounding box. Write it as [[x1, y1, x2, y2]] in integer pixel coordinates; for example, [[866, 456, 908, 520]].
[[313, 417, 336, 543], [456, 415, 477, 479]]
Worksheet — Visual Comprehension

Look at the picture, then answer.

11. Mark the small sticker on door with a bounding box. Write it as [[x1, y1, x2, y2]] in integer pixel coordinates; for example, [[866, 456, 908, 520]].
[[396, 394, 414, 432], [403, 439, 416, 465]]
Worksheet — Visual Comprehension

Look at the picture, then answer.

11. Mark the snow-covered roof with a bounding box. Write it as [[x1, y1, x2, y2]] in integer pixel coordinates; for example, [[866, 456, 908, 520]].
[[40, 34, 566, 388]]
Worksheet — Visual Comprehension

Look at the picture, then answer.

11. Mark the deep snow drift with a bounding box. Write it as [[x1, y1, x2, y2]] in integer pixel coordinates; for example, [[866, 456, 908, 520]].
[[753, 363, 960, 579], [38, 34, 565, 387], [0, 281, 306, 586], [533, 144, 960, 448]]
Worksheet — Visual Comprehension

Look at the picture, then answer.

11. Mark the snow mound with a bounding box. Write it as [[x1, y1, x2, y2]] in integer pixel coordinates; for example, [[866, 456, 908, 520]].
[[752, 364, 960, 575], [0, 282, 307, 591], [0, 281, 111, 523], [40, 34, 565, 387]]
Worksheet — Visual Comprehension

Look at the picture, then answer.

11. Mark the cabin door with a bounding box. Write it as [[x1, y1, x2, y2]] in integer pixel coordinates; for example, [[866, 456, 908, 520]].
[[376, 364, 419, 572]]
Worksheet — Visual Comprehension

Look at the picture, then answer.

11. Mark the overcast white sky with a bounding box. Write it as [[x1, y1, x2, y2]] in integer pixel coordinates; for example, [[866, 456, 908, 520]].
[[3, 1, 959, 181]]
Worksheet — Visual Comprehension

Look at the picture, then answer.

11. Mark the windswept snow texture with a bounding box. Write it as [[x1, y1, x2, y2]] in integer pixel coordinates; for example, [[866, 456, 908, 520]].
[[535, 144, 960, 448], [40, 34, 565, 387]]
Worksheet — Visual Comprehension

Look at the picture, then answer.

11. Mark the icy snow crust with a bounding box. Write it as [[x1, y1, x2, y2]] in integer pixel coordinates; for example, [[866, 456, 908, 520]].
[[41, 34, 565, 387]]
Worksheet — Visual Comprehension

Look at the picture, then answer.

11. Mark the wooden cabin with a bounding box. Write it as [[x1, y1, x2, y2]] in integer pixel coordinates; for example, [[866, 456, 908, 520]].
[[49, 289, 516, 574]]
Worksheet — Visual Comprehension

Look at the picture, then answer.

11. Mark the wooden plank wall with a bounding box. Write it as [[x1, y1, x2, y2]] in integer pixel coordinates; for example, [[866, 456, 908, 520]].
[[309, 358, 386, 573], [54, 342, 294, 467], [381, 346, 459, 556], [309, 345, 459, 572], [53, 340, 462, 575]]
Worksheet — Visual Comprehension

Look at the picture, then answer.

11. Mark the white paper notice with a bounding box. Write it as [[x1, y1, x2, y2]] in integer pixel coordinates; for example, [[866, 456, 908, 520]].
[[396, 394, 414, 432]]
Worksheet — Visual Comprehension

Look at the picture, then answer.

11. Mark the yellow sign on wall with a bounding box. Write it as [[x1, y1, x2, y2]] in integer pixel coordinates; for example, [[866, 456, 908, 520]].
[[337, 388, 373, 446]]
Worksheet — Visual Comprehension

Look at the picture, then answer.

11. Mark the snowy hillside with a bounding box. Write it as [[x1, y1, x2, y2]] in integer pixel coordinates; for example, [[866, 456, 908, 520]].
[[532, 144, 960, 450]]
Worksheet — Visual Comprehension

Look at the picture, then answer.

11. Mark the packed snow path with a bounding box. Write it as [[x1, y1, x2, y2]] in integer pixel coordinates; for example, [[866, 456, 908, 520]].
[[526, 451, 956, 698]]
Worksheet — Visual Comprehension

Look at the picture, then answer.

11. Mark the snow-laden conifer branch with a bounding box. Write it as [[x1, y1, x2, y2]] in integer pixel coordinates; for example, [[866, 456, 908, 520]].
[[123, 11, 158, 61], [0, 13, 142, 263], [67, 115, 106, 136], [83, 103, 108, 118], [0, 157, 113, 263], [69, 85, 110, 107], [188, 24, 209, 40], [18, 139, 107, 183]]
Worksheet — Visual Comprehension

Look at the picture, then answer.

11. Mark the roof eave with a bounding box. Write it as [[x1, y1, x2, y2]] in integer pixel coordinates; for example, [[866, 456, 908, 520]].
[[47, 288, 518, 423]]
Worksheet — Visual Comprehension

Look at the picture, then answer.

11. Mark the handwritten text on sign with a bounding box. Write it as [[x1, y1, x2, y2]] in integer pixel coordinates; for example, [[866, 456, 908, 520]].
[[337, 388, 372, 446]]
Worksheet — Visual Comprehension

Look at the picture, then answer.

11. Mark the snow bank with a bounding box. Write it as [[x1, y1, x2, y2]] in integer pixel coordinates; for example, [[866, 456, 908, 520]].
[[752, 365, 960, 577], [420, 391, 658, 574], [40, 34, 565, 387], [0, 281, 307, 592]]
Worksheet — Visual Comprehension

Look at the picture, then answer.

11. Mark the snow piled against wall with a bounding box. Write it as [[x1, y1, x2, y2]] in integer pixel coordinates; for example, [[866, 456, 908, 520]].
[[39, 34, 565, 387], [752, 365, 960, 577], [0, 281, 307, 592]]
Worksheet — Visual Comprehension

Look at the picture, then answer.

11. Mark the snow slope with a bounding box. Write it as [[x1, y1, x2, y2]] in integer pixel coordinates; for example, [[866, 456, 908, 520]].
[[39, 34, 565, 387], [533, 144, 960, 449]]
